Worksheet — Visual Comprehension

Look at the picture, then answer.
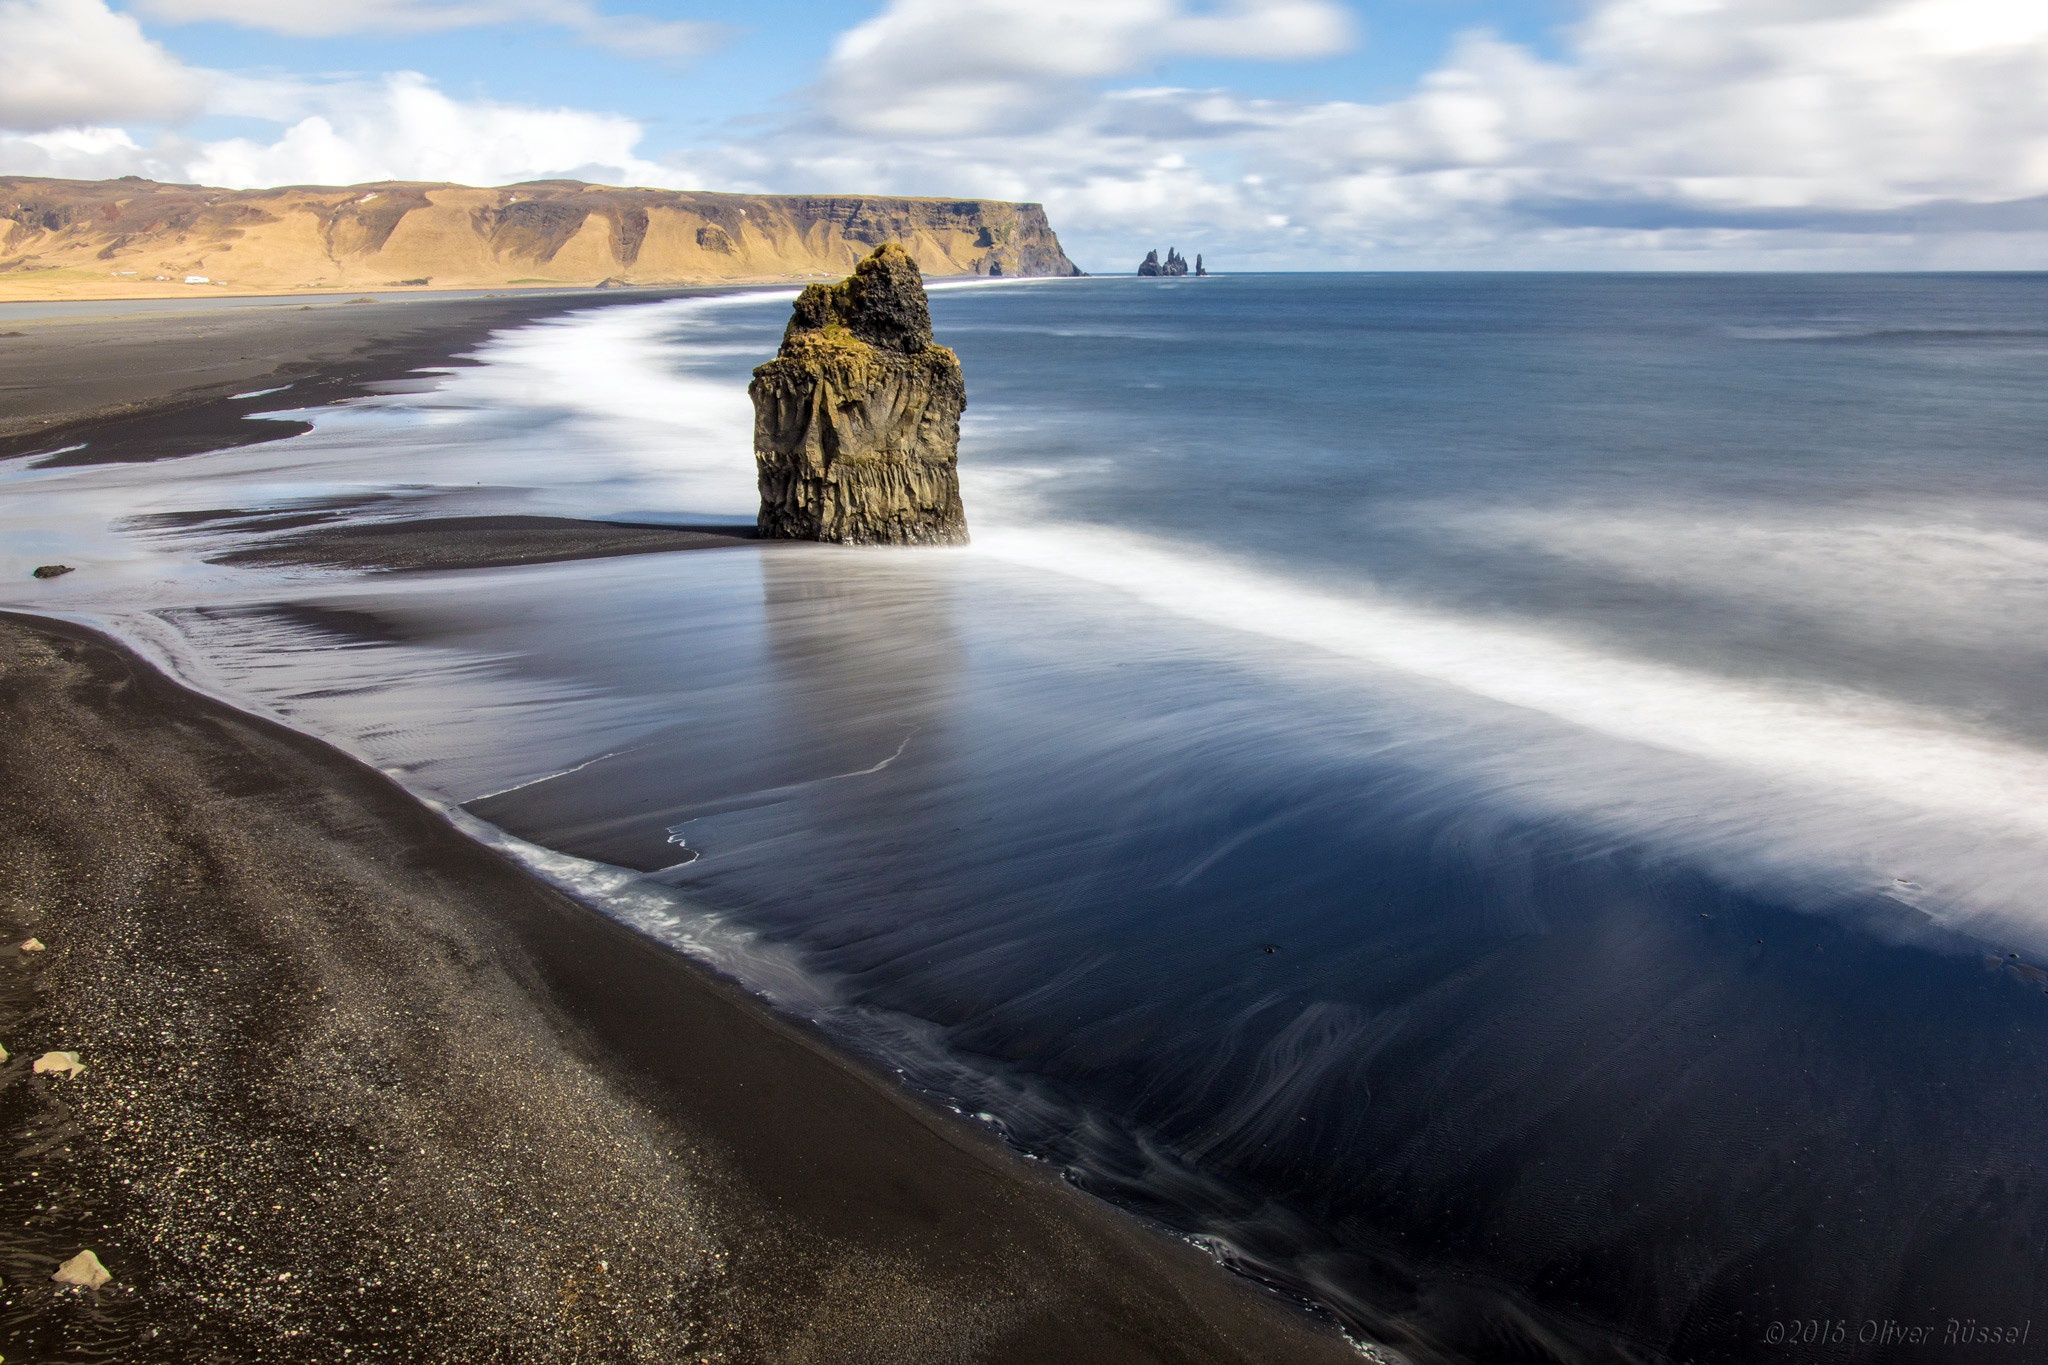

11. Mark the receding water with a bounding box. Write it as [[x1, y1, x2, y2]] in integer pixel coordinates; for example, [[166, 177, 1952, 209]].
[[10, 274, 2048, 1363]]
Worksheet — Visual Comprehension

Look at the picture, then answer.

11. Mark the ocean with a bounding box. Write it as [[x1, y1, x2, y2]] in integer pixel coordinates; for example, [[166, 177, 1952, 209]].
[[10, 273, 2048, 1362]]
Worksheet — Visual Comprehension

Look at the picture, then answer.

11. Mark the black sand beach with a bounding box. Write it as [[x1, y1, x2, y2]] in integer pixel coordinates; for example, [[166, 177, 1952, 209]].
[[209, 515, 762, 573], [0, 289, 695, 467], [0, 298, 1363, 1360]]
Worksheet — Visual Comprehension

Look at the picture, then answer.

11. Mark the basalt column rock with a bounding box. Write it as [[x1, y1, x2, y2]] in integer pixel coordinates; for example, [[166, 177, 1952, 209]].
[[750, 243, 969, 545]]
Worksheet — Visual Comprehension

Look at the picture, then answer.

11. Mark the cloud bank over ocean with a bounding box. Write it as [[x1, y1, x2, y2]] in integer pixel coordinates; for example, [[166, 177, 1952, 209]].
[[4, 0, 2047, 268]]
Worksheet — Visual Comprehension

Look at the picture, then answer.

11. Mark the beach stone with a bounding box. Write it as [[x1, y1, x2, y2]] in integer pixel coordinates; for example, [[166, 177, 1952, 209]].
[[34, 1050, 85, 1079], [750, 243, 969, 545], [52, 1249, 111, 1289], [30, 566, 72, 580], [19, 937, 43, 952]]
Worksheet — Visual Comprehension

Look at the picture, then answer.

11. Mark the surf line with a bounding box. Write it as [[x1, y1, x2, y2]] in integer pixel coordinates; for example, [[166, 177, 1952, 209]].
[[466, 744, 653, 804], [663, 729, 920, 850], [972, 525, 2048, 843]]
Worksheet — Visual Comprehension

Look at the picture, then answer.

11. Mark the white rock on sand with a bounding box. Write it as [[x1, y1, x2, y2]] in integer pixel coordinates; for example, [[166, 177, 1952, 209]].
[[52, 1250, 111, 1289], [33, 1051, 85, 1079], [19, 938, 43, 952]]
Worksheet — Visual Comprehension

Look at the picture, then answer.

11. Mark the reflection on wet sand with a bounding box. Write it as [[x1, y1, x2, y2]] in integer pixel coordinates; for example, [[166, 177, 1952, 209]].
[[469, 549, 966, 874]]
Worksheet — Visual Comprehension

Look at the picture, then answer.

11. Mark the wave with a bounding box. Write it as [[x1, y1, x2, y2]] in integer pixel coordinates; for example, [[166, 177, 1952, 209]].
[[1725, 324, 2048, 343], [1423, 504, 2048, 655], [971, 522, 2048, 943]]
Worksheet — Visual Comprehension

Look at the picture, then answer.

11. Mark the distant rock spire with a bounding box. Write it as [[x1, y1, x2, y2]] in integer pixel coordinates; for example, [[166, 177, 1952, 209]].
[[1136, 247, 1191, 277]]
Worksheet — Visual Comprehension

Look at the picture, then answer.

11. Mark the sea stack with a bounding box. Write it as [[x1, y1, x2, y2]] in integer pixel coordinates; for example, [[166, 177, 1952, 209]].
[[1137, 248, 1190, 277], [750, 243, 969, 545]]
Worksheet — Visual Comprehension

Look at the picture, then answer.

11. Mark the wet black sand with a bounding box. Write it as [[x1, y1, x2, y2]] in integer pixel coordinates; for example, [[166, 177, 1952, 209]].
[[209, 515, 762, 573], [0, 289, 701, 467], [0, 614, 1362, 1362]]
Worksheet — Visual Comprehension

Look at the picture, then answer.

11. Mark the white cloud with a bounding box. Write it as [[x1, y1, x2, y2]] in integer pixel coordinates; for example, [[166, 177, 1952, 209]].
[[0, 124, 154, 178], [709, 0, 2048, 268], [183, 72, 692, 188], [9, 0, 2048, 268], [0, 68, 695, 191], [136, 0, 721, 63], [0, 0, 207, 131], [819, 0, 1355, 135]]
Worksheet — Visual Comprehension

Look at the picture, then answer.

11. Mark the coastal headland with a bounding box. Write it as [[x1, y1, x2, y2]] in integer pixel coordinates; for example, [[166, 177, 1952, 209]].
[[0, 296, 1363, 1360], [0, 176, 1083, 302]]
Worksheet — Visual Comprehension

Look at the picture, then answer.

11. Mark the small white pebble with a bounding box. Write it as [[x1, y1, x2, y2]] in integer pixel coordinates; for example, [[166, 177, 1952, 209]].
[[33, 1051, 85, 1080], [18, 939, 43, 953], [52, 1250, 111, 1289]]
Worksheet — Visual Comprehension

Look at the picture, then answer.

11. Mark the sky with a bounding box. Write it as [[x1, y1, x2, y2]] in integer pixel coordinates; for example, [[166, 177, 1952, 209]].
[[3, 0, 2048, 270]]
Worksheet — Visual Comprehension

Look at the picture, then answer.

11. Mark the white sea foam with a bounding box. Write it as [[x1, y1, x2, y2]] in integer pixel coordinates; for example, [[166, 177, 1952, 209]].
[[441, 804, 836, 1011], [395, 293, 773, 519], [972, 522, 2048, 939], [1428, 504, 2048, 652]]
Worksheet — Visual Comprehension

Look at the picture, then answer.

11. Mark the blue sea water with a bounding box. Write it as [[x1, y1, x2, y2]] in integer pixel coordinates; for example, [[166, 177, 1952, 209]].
[[11, 274, 2048, 1362]]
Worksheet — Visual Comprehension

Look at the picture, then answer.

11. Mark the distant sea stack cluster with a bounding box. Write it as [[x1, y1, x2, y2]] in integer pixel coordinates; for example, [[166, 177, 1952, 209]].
[[0, 176, 1083, 300], [750, 243, 969, 547], [1137, 248, 1206, 277]]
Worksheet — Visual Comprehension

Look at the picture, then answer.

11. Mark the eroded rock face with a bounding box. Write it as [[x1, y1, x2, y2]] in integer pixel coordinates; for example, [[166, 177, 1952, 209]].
[[750, 244, 969, 545], [1137, 248, 1190, 277]]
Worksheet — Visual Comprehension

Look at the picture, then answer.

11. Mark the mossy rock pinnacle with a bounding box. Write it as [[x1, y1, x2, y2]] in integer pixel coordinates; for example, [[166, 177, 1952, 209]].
[[751, 244, 969, 545]]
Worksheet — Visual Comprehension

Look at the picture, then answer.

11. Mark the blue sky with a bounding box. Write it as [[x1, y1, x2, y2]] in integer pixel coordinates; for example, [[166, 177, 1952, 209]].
[[5, 0, 2048, 269], [144, 1, 1577, 143]]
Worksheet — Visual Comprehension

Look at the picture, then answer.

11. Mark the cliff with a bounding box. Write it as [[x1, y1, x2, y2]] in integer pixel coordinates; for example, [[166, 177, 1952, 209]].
[[750, 243, 968, 546], [0, 176, 1083, 301]]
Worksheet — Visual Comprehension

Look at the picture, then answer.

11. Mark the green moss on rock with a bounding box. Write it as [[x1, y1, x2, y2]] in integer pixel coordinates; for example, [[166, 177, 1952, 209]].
[[750, 244, 969, 545]]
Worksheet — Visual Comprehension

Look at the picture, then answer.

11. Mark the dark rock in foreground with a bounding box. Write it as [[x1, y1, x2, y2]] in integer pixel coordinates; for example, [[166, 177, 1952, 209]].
[[750, 243, 969, 546], [31, 564, 73, 579]]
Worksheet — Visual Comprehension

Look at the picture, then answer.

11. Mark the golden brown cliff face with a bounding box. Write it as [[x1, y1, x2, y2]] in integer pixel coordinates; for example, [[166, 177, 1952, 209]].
[[0, 176, 1083, 301]]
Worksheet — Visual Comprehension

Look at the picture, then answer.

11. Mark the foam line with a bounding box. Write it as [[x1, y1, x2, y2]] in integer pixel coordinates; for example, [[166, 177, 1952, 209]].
[[974, 524, 2048, 842]]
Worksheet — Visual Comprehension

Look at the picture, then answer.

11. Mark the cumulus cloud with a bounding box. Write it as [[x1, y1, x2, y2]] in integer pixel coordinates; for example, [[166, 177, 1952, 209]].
[[0, 1, 701, 193], [718, 0, 2048, 267], [136, 0, 722, 63], [1341, 0, 2048, 215], [0, 0, 207, 131], [0, 124, 155, 179], [819, 0, 1355, 135], [7, 0, 2048, 267], [2, 68, 694, 191], [184, 72, 691, 188]]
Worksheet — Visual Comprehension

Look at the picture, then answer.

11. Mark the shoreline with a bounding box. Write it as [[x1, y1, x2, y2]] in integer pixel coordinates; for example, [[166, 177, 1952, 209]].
[[0, 610, 1364, 1361], [0, 288, 728, 467], [0, 269, 1037, 309], [1, 291, 1365, 1360]]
